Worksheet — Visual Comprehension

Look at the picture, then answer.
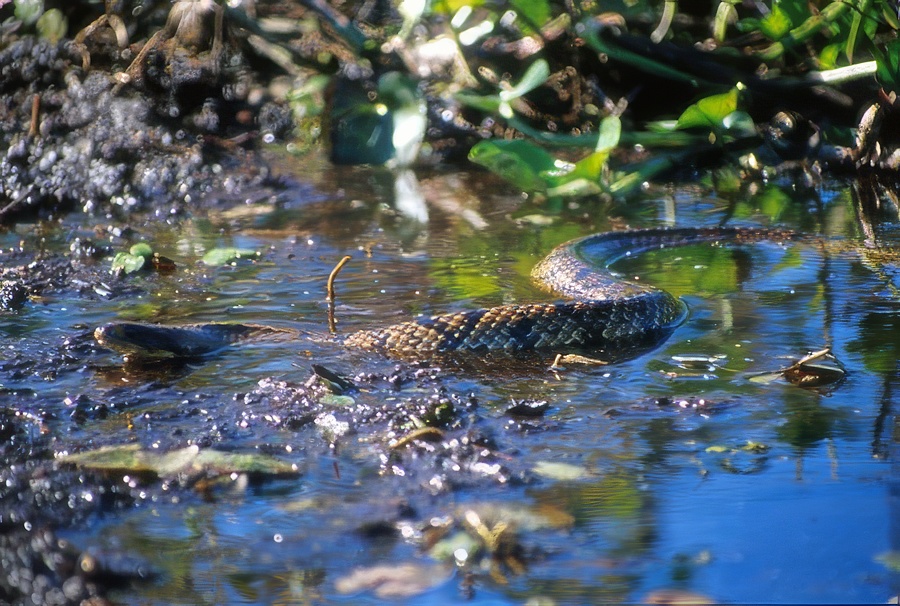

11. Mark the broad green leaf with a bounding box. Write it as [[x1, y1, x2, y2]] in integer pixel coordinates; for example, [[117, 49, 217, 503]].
[[36, 8, 66, 42], [202, 247, 260, 266], [819, 43, 841, 70], [62, 444, 298, 479], [129, 242, 153, 259], [758, 2, 793, 39], [883, 4, 900, 30], [676, 88, 740, 130], [111, 252, 146, 274], [469, 139, 558, 192], [875, 39, 900, 93], [509, 0, 551, 28]]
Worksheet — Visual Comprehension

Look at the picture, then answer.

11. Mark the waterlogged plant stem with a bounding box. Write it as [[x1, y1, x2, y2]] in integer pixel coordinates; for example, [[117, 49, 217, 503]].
[[326, 255, 352, 303], [327, 255, 352, 333], [756, 2, 850, 62], [650, 0, 677, 43], [807, 61, 877, 84]]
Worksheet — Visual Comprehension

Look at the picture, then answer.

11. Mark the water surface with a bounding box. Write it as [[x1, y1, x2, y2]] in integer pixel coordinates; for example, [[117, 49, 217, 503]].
[[1, 156, 898, 604]]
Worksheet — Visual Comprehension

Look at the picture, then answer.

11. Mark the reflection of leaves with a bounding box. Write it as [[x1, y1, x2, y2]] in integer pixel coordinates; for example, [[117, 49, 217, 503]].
[[616, 244, 742, 298], [875, 551, 900, 572], [335, 564, 451, 598], [62, 444, 298, 480], [569, 474, 643, 519], [777, 400, 837, 450], [849, 310, 900, 374], [533, 460, 589, 481], [427, 257, 502, 300]]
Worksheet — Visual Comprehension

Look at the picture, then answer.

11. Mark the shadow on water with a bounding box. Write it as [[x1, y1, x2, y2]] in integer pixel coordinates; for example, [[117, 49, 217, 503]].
[[3, 161, 900, 604]]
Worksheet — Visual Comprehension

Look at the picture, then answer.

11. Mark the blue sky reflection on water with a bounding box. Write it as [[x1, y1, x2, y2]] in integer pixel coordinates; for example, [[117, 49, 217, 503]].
[[3, 165, 900, 604]]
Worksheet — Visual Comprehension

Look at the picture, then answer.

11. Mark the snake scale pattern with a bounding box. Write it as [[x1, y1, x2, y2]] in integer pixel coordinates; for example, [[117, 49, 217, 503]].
[[95, 227, 794, 360]]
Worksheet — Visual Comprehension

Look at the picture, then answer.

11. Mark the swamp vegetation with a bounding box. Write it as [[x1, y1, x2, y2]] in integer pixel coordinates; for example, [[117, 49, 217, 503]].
[[0, 0, 899, 604]]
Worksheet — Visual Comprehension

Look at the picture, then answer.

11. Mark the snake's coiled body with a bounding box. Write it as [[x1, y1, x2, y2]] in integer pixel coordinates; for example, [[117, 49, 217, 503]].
[[345, 227, 791, 355], [95, 227, 794, 361]]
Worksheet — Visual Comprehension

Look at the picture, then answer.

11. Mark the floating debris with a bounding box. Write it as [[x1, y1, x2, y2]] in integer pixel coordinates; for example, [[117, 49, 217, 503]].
[[201, 247, 260, 266], [749, 347, 845, 389]]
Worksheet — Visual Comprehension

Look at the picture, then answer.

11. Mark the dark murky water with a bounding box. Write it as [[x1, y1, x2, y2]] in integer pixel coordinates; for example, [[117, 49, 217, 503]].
[[2, 153, 899, 604]]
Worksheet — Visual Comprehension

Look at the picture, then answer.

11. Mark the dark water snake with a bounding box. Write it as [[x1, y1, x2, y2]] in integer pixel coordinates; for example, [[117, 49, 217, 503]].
[[94, 227, 795, 361]]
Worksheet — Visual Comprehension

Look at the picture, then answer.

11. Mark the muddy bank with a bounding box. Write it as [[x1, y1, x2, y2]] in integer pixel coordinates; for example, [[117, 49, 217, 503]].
[[0, 31, 289, 224]]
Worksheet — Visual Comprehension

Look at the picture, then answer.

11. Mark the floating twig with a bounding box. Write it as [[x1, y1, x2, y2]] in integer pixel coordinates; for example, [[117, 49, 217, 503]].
[[0, 188, 33, 223], [549, 352, 609, 370], [791, 347, 831, 368], [389, 426, 445, 450]]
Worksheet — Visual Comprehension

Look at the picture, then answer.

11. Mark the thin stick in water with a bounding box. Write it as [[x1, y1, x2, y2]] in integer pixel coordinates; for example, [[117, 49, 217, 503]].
[[326, 255, 352, 302], [326, 255, 352, 334]]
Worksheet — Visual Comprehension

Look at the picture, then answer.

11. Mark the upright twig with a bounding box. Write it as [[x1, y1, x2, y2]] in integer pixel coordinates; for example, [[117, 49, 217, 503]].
[[326, 255, 352, 333]]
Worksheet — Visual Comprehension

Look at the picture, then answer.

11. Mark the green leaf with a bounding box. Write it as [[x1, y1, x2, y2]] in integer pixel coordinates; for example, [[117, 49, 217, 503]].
[[676, 88, 740, 130], [457, 60, 550, 119], [61, 444, 298, 479], [499, 59, 550, 102], [567, 115, 621, 181], [14, 0, 44, 26], [111, 252, 146, 274], [758, 2, 793, 39], [882, 4, 900, 30], [509, 0, 551, 28], [469, 139, 558, 192], [202, 247, 260, 266], [875, 38, 900, 93], [129, 242, 153, 259], [36, 8, 66, 42]]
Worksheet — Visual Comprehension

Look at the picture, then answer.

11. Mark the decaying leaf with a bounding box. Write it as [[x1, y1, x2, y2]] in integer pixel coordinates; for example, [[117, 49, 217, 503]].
[[61, 444, 299, 480]]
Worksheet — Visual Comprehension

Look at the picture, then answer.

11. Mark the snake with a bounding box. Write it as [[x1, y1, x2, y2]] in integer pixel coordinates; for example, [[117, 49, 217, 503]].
[[94, 227, 795, 362]]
